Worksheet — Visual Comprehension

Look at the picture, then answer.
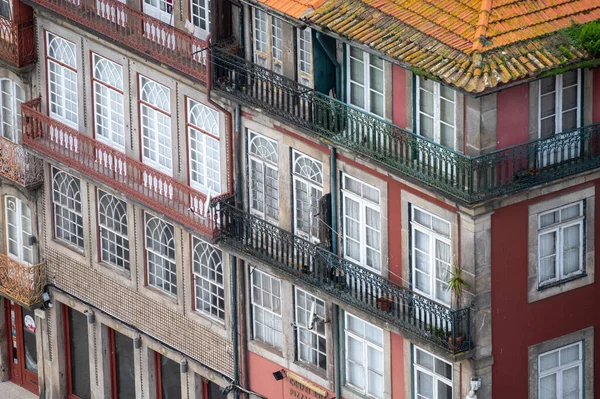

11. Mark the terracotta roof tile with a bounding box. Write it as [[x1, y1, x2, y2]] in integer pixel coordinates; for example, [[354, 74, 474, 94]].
[[253, 0, 326, 18]]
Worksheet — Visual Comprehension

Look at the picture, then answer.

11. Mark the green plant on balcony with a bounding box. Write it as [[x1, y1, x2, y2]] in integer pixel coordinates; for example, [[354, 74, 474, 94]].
[[445, 265, 470, 350]]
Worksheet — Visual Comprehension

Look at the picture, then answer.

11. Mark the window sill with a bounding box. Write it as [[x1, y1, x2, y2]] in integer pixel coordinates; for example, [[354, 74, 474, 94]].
[[538, 273, 586, 291]]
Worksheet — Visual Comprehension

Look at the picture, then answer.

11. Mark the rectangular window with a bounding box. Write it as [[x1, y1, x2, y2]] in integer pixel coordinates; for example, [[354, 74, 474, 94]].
[[252, 9, 283, 74], [298, 28, 312, 87], [192, 237, 225, 321], [156, 353, 181, 399], [539, 70, 581, 138], [5, 196, 34, 265], [538, 201, 584, 287], [416, 77, 456, 149], [65, 306, 91, 399], [344, 313, 384, 398], [251, 269, 282, 349], [0, 79, 25, 142], [347, 45, 384, 117], [52, 167, 84, 250], [293, 151, 323, 242], [342, 174, 381, 272], [410, 206, 452, 306], [46, 32, 78, 128], [139, 75, 172, 175], [413, 346, 453, 399], [187, 98, 221, 194], [145, 214, 177, 296], [538, 342, 582, 399], [248, 131, 279, 223], [109, 330, 135, 399], [92, 54, 124, 151], [143, 0, 173, 24], [98, 190, 130, 271], [190, 0, 210, 34], [295, 288, 326, 369]]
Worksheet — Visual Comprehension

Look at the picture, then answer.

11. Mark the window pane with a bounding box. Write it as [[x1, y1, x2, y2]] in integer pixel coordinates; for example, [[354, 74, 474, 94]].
[[540, 352, 559, 372], [562, 366, 580, 399], [540, 94, 556, 119], [562, 70, 578, 87], [560, 345, 580, 365], [438, 380, 453, 399], [435, 359, 453, 380], [416, 348, 433, 370], [539, 374, 557, 399], [562, 109, 577, 131], [562, 85, 578, 112], [540, 211, 559, 228], [68, 309, 91, 399], [540, 76, 555, 95], [160, 355, 181, 399], [114, 332, 135, 399], [416, 370, 433, 397], [562, 224, 581, 275]]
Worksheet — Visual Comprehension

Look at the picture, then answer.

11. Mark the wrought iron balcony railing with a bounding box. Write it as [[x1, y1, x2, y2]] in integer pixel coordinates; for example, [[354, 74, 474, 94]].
[[212, 48, 600, 203], [0, 136, 44, 187], [22, 98, 220, 238], [218, 202, 471, 354], [0, 253, 46, 307], [0, 16, 36, 67], [28, 0, 208, 83]]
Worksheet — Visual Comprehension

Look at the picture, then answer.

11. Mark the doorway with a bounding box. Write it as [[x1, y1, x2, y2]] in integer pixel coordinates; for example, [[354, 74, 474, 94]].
[[6, 299, 38, 394]]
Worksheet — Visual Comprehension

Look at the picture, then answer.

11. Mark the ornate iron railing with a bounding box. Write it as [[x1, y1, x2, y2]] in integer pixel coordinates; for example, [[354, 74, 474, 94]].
[[218, 202, 471, 353], [212, 48, 600, 203], [28, 0, 208, 82], [0, 254, 46, 307], [0, 136, 44, 187], [22, 98, 219, 238], [0, 16, 36, 67]]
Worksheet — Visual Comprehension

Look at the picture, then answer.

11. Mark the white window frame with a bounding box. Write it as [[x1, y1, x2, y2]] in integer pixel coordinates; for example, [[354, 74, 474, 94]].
[[139, 75, 172, 175], [344, 312, 384, 399], [187, 98, 221, 195], [294, 288, 327, 370], [538, 70, 582, 138], [52, 167, 84, 250], [292, 150, 323, 243], [538, 341, 583, 399], [342, 174, 381, 273], [252, 8, 283, 74], [143, 0, 173, 24], [346, 45, 385, 117], [145, 214, 177, 296], [413, 346, 453, 399], [190, 0, 210, 37], [250, 269, 283, 350], [46, 32, 78, 128], [537, 201, 585, 287], [5, 196, 33, 265], [0, 79, 25, 143], [97, 190, 130, 272], [297, 27, 313, 87], [415, 77, 456, 149], [248, 131, 279, 224], [192, 236, 225, 322], [410, 206, 452, 306], [92, 53, 125, 152]]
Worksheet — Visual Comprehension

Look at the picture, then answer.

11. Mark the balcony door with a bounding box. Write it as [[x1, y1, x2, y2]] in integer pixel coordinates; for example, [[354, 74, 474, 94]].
[[0, 79, 25, 143], [6, 300, 39, 395], [5, 196, 33, 266], [143, 0, 175, 48]]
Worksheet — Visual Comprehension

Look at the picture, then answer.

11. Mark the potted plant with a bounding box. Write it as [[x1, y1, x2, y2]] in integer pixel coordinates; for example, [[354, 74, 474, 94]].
[[445, 265, 470, 350], [376, 297, 393, 313]]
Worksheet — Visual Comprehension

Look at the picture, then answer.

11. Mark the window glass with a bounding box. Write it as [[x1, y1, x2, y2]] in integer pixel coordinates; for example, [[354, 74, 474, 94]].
[[67, 308, 91, 399], [140, 76, 172, 174], [98, 191, 130, 271], [47, 33, 78, 128], [145, 215, 177, 296], [345, 313, 383, 398], [293, 151, 323, 242], [251, 269, 282, 349], [416, 77, 456, 149], [193, 237, 224, 321], [248, 131, 279, 222], [188, 98, 221, 194], [414, 346, 453, 399], [295, 288, 326, 369], [0, 79, 25, 142], [52, 168, 84, 249], [114, 331, 135, 398], [538, 342, 582, 399], [93, 54, 124, 151], [159, 354, 181, 399], [347, 46, 384, 117], [538, 70, 581, 138]]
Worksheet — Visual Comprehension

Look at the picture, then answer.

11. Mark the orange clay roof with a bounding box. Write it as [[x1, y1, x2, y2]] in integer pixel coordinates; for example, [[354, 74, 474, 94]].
[[257, 0, 600, 93], [253, 0, 326, 18]]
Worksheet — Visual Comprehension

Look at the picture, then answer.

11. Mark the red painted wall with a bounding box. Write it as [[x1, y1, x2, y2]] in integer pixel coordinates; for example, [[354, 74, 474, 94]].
[[392, 66, 407, 129], [496, 84, 529, 150], [388, 180, 403, 286], [391, 333, 406, 399], [491, 182, 600, 397]]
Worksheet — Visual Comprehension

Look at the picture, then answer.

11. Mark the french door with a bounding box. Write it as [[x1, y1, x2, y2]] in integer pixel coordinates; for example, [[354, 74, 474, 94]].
[[5, 196, 34, 265]]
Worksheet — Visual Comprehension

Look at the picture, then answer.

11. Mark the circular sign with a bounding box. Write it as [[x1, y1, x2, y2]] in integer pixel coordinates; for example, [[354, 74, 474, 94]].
[[24, 315, 36, 333]]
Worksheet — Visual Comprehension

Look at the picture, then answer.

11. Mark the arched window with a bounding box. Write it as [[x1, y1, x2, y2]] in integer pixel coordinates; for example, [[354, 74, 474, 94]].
[[46, 33, 78, 127], [139, 76, 172, 174], [248, 131, 279, 222], [52, 167, 83, 249], [93, 54, 124, 150], [98, 191, 129, 271], [188, 98, 220, 194], [0, 79, 25, 142], [145, 214, 176, 295], [192, 237, 224, 321], [293, 151, 323, 242]]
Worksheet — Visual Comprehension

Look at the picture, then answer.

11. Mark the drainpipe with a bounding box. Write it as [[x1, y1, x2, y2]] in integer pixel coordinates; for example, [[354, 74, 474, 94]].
[[316, 32, 340, 98], [237, 2, 244, 56], [330, 147, 341, 399]]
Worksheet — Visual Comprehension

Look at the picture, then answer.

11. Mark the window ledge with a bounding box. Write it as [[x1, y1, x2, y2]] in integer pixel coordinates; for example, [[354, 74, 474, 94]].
[[538, 273, 587, 291]]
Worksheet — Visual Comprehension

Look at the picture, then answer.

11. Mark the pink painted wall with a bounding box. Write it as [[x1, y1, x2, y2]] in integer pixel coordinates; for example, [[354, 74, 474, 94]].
[[392, 66, 407, 129], [496, 84, 529, 150], [391, 333, 406, 399]]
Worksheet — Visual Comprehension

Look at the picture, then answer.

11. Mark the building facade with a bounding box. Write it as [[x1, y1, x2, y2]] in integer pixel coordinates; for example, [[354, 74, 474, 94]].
[[0, 0, 597, 398]]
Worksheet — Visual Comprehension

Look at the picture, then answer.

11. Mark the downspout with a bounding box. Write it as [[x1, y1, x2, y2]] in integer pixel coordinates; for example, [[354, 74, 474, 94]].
[[330, 147, 341, 399], [316, 32, 340, 98], [206, 34, 239, 397]]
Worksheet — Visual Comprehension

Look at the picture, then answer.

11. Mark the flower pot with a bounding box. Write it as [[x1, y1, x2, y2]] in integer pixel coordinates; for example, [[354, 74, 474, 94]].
[[376, 297, 393, 313]]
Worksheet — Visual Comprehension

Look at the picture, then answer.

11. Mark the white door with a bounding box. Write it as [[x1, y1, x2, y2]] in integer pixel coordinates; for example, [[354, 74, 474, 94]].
[[5, 196, 33, 265]]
